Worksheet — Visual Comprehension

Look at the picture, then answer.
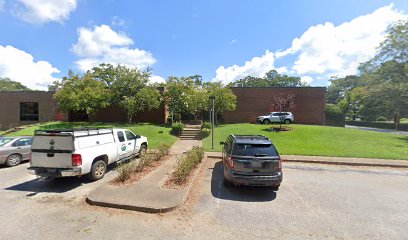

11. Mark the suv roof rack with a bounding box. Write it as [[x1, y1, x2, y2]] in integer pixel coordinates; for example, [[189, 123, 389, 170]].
[[231, 134, 271, 141]]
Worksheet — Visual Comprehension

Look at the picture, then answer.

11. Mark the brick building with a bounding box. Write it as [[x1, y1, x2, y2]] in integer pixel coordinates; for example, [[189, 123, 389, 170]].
[[223, 87, 326, 125]]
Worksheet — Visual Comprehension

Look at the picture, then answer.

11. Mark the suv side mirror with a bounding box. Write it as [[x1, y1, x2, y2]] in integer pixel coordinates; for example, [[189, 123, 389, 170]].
[[219, 141, 225, 145]]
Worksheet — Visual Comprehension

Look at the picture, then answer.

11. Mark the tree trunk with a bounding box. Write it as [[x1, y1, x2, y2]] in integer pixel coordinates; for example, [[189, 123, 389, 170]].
[[128, 113, 132, 124]]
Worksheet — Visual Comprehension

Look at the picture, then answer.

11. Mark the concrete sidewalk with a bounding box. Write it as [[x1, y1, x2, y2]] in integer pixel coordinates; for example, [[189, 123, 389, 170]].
[[87, 139, 202, 213], [206, 152, 408, 169]]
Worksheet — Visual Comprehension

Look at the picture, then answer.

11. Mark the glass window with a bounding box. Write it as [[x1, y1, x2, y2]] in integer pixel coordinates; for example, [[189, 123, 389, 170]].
[[232, 144, 279, 157], [0, 137, 13, 146], [14, 138, 32, 147], [125, 131, 136, 140], [20, 102, 39, 121], [272, 113, 280, 116], [117, 131, 125, 142]]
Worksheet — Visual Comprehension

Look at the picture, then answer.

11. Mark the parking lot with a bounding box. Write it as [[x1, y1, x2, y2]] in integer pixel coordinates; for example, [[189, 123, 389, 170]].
[[1, 159, 407, 239]]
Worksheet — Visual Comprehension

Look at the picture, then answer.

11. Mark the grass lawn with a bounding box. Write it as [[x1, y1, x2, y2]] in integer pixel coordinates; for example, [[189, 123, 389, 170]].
[[203, 123, 408, 160], [5, 122, 177, 149]]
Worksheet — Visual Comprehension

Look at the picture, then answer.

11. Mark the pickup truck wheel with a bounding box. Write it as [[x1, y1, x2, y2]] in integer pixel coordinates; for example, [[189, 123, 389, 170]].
[[89, 160, 107, 181], [5, 154, 22, 167], [284, 119, 291, 124], [139, 144, 147, 157], [263, 119, 270, 124]]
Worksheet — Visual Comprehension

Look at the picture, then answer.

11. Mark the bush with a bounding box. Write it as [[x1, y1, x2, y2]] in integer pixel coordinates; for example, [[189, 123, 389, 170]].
[[376, 116, 388, 121], [157, 144, 171, 157], [201, 122, 211, 129], [346, 120, 408, 131], [325, 104, 345, 127], [171, 146, 204, 184], [115, 160, 137, 182], [171, 122, 185, 135], [201, 128, 211, 137]]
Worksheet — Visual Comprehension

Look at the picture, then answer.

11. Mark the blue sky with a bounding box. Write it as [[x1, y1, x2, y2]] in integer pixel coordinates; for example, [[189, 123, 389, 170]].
[[0, 0, 407, 90]]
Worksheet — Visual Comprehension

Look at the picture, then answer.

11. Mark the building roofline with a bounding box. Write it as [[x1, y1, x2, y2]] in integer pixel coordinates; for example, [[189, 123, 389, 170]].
[[0, 90, 55, 93]]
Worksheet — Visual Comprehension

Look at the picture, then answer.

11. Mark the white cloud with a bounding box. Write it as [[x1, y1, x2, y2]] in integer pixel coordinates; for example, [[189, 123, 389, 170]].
[[72, 24, 156, 71], [12, 0, 77, 24], [0, 45, 60, 90], [300, 76, 313, 84], [149, 75, 166, 84], [111, 16, 126, 27], [213, 50, 275, 85], [0, 0, 5, 11], [277, 4, 407, 78], [230, 39, 237, 45]]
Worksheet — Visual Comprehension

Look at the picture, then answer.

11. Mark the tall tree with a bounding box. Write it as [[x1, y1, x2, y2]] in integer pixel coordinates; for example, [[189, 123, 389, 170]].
[[204, 82, 237, 124], [120, 87, 161, 123], [0, 78, 30, 91], [54, 71, 110, 121], [229, 70, 306, 87]]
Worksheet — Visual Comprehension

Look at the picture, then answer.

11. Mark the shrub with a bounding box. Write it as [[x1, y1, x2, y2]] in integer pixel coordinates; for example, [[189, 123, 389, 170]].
[[201, 128, 211, 137], [201, 121, 211, 129], [325, 103, 345, 127], [376, 116, 388, 121], [157, 144, 171, 157], [115, 160, 137, 182], [171, 146, 204, 184], [174, 113, 181, 121], [171, 122, 185, 135], [346, 120, 408, 131]]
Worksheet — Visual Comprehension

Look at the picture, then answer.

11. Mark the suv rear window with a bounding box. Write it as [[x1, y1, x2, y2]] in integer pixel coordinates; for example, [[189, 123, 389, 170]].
[[232, 144, 279, 157]]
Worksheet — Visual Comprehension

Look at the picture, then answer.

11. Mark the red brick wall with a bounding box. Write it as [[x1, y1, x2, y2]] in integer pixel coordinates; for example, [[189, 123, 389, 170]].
[[223, 87, 326, 125]]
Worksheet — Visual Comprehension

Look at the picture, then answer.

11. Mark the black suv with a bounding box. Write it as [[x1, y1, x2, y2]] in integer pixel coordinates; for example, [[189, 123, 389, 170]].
[[220, 134, 282, 190]]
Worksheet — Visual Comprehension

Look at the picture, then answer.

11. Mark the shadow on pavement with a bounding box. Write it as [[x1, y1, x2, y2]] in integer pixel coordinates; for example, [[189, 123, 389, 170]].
[[210, 161, 277, 202], [5, 164, 116, 194]]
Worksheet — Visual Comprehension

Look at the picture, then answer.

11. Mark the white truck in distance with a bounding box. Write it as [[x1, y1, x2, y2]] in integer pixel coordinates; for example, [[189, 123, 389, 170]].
[[28, 128, 148, 181]]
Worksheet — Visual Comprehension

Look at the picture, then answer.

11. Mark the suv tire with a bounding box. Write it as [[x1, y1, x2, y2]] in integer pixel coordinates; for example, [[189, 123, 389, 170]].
[[284, 119, 291, 124], [88, 160, 107, 181], [263, 119, 270, 124]]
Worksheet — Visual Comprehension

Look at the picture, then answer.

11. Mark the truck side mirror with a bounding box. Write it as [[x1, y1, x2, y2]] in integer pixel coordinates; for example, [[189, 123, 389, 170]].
[[219, 141, 225, 145], [136, 135, 141, 139]]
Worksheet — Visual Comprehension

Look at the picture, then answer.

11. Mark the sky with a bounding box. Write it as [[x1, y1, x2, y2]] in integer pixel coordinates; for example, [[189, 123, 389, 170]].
[[0, 0, 407, 90]]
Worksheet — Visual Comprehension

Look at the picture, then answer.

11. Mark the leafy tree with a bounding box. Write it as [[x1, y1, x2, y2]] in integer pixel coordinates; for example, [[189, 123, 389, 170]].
[[0, 78, 30, 91], [120, 87, 161, 123], [229, 70, 306, 87], [326, 75, 361, 104], [204, 82, 237, 124], [54, 71, 110, 121]]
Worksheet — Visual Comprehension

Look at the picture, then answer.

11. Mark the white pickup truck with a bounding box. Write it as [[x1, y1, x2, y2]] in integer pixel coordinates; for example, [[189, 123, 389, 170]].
[[28, 128, 148, 181]]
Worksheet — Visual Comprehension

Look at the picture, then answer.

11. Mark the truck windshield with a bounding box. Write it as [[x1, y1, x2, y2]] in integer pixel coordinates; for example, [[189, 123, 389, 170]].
[[232, 144, 279, 157], [0, 137, 14, 147]]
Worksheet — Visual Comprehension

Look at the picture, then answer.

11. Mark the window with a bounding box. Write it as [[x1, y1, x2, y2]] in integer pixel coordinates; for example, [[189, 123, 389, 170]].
[[13, 138, 32, 147], [20, 102, 39, 121], [125, 131, 136, 140], [117, 131, 125, 142], [232, 144, 279, 157]]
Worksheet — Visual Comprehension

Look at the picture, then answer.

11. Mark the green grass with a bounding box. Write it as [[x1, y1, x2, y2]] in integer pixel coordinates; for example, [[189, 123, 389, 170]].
[[203, 123, 408, 160], [6, 122, 177, 149]]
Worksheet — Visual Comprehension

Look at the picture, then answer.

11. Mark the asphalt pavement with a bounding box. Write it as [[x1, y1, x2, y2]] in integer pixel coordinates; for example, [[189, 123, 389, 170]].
[[0, 159, 407, 239]]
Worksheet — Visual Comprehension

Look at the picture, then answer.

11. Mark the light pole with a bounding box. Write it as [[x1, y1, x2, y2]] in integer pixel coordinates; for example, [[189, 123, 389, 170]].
[[209, 96, 215, 149]]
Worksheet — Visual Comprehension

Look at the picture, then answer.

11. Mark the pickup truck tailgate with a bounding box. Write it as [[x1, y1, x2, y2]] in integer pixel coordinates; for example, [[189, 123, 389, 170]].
[[31, 134, 74, 168]]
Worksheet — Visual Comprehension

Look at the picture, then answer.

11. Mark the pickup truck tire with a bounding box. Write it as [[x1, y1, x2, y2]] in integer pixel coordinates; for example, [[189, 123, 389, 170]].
[[6, 154, 22, 167], [139, 144, 147, 157], [262, 119, 270, 124], [284, 119, 291, 124], [88, 160, 107, 181]]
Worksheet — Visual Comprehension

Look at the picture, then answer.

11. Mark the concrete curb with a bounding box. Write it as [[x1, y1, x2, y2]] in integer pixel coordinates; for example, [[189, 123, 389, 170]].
[[205, 155, 408, 169]]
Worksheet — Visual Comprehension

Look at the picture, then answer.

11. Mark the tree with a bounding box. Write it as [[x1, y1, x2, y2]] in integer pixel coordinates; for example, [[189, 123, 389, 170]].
[[229, 70, 306, 87], [271, 93, 296, 128], [204, 82, 237, 124], [326, 75, 361, 104], [120, 87, 161, 123], [0, 78, 30, 91], [54, 71, 110, 121]]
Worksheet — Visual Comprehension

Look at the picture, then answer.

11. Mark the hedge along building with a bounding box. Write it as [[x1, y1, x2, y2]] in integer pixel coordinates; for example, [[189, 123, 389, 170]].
[[223, 87, 326, 125]]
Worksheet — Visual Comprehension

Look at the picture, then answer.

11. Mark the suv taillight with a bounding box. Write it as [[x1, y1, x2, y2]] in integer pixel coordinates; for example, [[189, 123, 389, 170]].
[[278, 157, 282, 169], [72, 154, 82, 166], [29, 152, 32, 165], [227, 156, 234, 169]]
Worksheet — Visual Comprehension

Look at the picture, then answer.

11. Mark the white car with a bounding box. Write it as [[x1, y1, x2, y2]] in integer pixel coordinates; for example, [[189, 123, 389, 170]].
[[28, 128, 147, 181], [257, 112, 294, 124]]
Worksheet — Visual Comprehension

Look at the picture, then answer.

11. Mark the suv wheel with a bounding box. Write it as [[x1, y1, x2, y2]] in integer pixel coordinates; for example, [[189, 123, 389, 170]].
[[284, 119, 291, 124], [88, 160, 107, 181], [5, 154, 22, 167], [263, 119, 270, 124]]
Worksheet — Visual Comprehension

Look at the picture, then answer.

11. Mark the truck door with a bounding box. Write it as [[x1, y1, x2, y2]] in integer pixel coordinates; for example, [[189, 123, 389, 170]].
[[125, 130, 138, 155], [12, 137, 32, 159], [116, 131, 128, 159]]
